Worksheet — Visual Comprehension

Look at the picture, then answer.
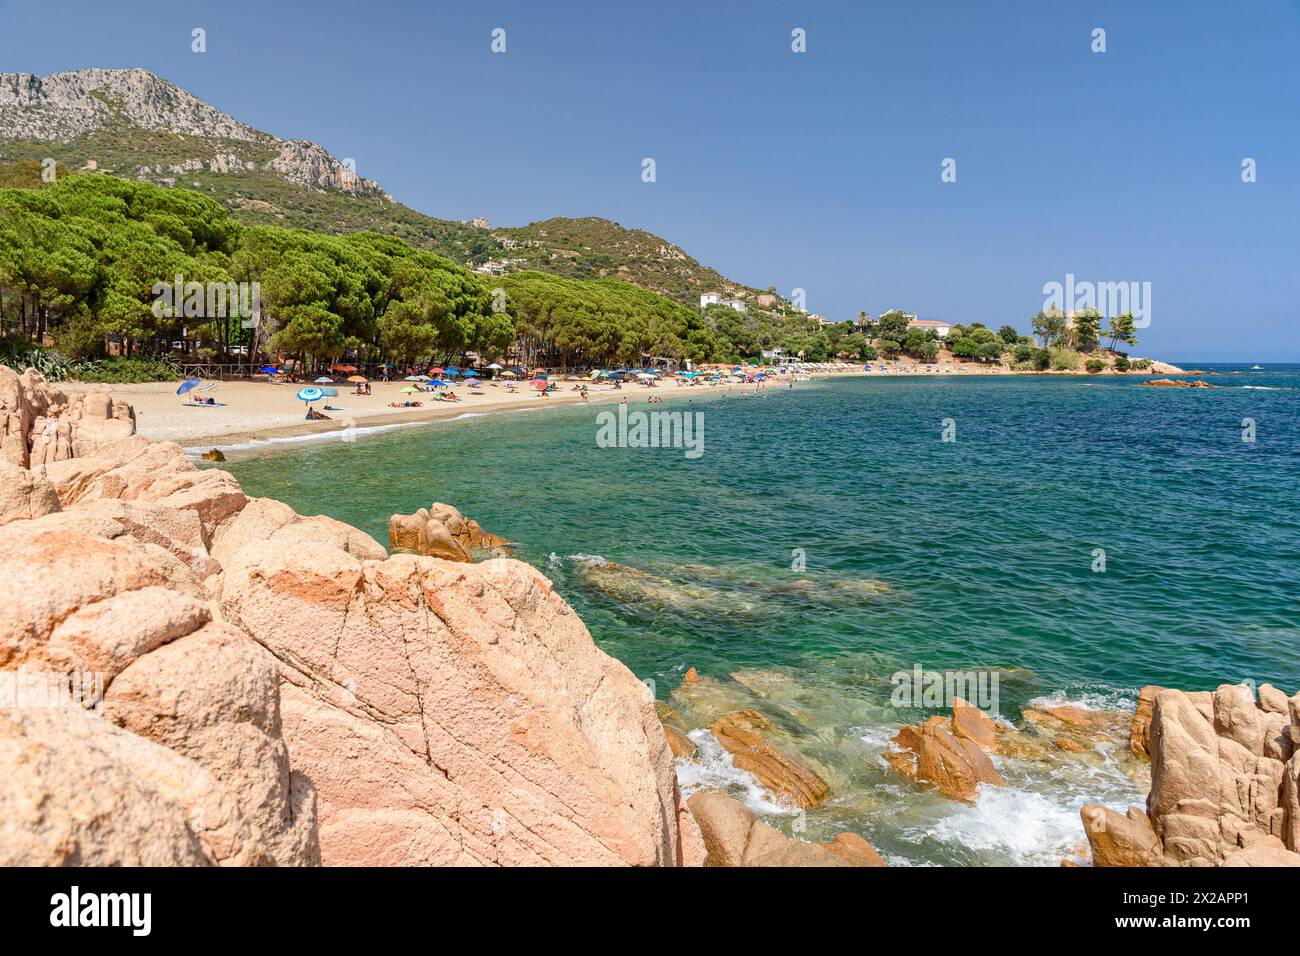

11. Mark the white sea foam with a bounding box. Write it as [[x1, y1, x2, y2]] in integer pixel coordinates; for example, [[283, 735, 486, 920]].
[[916, 784, 1092, 866], [184, 420, 423, 456], [548, 552, 608, 571], [1028, 686, 1138, 712], [675, 729, 789, 816], [451, 412, 490, 419]]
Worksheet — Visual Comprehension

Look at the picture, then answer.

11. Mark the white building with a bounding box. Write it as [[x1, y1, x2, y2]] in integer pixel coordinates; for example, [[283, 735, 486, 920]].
[[700, 292, 722, 309], [721, 298, 747, 312], [907, 318, 952, 338]]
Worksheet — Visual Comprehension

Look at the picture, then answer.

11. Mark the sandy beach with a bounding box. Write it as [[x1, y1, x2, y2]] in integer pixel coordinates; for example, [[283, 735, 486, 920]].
[[58, 374, 826, 451], [57, 358, 1188, 453]]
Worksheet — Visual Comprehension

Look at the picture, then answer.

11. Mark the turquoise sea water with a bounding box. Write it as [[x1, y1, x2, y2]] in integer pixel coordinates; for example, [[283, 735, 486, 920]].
[[212, 365, 1300, 865]]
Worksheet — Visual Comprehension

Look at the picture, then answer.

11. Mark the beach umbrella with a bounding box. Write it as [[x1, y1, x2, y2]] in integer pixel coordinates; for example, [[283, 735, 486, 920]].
[[176, 378, 201, 396], [465, 377, 481, 385], [636, 372, 655, 379], [443, 369, 460, 377], [486, 363, 503, 370], [314, 376, 334, 384], [295, 387, 324, 402], [346, 375, 368, 384], [429, 367, 445, 374], [319, 387, 339, 397], [257, 365, 280, 374], [404, 375, 428, 382], [400, 386, 421, 394], [331, 364, 358, 372], [500, 370, 516, 378], [531, 379, 549, 390]]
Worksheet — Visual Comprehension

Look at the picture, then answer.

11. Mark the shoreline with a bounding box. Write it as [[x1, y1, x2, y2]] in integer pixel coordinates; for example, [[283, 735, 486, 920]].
[[63, 362, 1190, 455]]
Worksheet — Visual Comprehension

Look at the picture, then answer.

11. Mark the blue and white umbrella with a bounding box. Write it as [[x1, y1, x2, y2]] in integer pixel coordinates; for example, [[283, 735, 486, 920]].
[[295, 387, 324, 402], [176, 378, 201, 395]]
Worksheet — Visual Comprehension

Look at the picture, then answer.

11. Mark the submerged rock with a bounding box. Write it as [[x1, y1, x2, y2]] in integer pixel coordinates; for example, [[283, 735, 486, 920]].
[[575, 559, 759, 617], [593, 559, 893, 618]]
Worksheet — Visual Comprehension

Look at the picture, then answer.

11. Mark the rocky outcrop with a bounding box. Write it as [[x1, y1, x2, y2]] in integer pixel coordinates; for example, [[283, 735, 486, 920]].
[[1080, 805, 1162, 867], [267, 140, 388, 198], [687, 792, 885, 867], [0, 516, 313, 865], [1082, 683, 1300, 867], [1131, 685, 1158, 757], [709, 710, 830, 808], [216, 534, 694, 865], [0, 413, 700, 866], [0, 460, 61, 526], [388, 502, 511, 562], [0, 367, 135, 467]]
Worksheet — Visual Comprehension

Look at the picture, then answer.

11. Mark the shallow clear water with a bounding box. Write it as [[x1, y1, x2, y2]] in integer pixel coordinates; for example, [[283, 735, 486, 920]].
[[212, 364, 1300, 865]]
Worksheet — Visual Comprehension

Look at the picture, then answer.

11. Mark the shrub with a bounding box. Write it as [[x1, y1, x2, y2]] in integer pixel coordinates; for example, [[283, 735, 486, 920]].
[[1, 341, 72, 381], [72, 357, 181, 383], [1086, 358, 1105, 373], [1130, 358, 1153, 370], [1050, 347, 1080, 371], [1113, 355, 1130, 372]]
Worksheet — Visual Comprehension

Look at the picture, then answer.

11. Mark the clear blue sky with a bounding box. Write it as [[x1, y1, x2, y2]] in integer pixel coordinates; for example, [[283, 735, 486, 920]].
[[3, 0, 1297, 361]]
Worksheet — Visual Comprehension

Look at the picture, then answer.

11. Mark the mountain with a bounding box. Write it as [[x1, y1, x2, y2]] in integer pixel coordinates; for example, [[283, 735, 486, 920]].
[[0, 68, 771, 307]]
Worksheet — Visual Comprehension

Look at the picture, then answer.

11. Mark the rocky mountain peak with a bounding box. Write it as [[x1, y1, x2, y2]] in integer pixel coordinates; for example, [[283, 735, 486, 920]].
[[0, 67, 261, 143], [0, 68, 388, 200]]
